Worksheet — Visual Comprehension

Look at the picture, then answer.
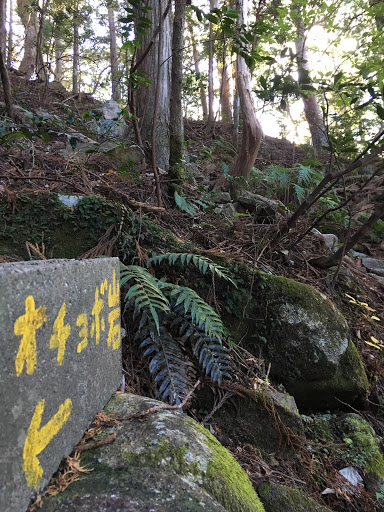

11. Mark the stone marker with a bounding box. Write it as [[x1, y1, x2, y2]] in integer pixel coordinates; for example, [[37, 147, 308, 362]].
[[0, 258, 122, 512]]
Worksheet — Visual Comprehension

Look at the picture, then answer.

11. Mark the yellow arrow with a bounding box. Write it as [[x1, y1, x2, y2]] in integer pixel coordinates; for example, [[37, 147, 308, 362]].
[[23, 398, 72, 488]]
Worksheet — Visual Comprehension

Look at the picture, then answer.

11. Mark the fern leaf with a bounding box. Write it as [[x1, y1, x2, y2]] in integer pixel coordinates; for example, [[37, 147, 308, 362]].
[[166, 284, 230, 344], [293, 183, 306, 203], [120, 263, 169, 334], [147, 253, 236, 287], [296, 164, 313, 185], [139, 325, 194, 405]]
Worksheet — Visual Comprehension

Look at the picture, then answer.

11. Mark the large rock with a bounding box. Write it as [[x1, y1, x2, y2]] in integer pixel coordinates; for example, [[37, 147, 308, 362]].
[[195, 387, 304, 458], [236, 192, 285, 223], [257, 482, 332, 512], [226, 273, 369, 410], [40, 393, 265, 512]]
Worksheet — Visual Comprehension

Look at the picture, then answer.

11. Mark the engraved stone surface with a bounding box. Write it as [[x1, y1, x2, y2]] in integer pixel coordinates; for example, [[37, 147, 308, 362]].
[[0, 258, 122, 512]]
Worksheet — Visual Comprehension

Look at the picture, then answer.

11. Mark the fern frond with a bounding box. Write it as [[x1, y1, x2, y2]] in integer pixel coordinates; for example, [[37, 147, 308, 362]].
[[172, 313, 232, 384], [293, 183, 306, 202], [193, 338, 232, 385], [161, 283, 229, 344], [296, 164, 313, 185], [120, 263, 169, 334], [138, 322, 194, 405], [147, 253, 236, 286]]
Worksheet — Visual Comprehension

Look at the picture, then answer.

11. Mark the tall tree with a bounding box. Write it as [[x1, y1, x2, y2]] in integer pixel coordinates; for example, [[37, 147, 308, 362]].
[[188, 20, 208, 119], [7, 0, 13, 65], [221, 0, 262, 183], [206, 0, 216, 130], [0, 0, 13, 117], [108, 3, 120, 101], [133, 0, 172, 170], [0, 0, 6, 57], [17, 0, 38, 77], [169, 0, 186, 180], [293, 2, 328, 153]]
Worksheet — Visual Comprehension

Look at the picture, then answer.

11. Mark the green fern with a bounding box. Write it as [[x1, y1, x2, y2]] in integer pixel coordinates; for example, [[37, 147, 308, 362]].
[[161, 282, 230, 344], [147, 252, 236, 287], [120, 258, 234, 405], [120, 264, 169, 334]]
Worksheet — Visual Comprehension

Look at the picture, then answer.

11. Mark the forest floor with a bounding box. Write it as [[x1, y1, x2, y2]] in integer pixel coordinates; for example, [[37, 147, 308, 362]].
[[1, 76, 384, 512]]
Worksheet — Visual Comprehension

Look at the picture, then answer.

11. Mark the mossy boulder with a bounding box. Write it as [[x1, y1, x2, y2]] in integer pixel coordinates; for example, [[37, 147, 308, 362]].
[[0, 193, 119, 259], [195, 387, 304, 458], [340, 413, 384, 491], [226, 273, 369, 410], [257, 482, 332, 512], [40, 393, 265, 512]]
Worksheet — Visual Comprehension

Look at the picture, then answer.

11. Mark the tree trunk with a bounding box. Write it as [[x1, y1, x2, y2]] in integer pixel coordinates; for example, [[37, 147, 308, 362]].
[[294, 3, 328, 153], [227, 0, 262, 183], [54, 36, 64, 82], [0, 0, 6, 59], [35, 0, 49, 80], [206, 0, 216, 131], [72, 18, 79, 94], [7, 0, 13, 65], [219, 49, 232, 121], [17, 0, 38, 78], [169, 0, 186, 181], [135, 0, 172, 170], [108, 6, 120, 102], [189, 24, 208, 119], [0, 0, 12, 118], [229, 53, 262, 178]]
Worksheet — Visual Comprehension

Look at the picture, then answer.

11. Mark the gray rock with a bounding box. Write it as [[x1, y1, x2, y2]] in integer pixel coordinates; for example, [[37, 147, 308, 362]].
[[322, 234, 338, 251], [258, 482, 332, 512], [226, 273, 369, 410], [361, 257, 384, 277], [215, 203, 236, 218], [195, 387, 303, 458], [203, 191, 232, 204], [40, 393, 266, 512], [237, 192, 285, 222], [100, 100, 127, 138]]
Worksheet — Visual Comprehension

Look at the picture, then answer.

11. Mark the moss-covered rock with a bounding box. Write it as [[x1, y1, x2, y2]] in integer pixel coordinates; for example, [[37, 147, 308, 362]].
[[0, 193, 120, 259], [40, 393, 265, 512], [340, 413, 384, 491], [225, 272, 369, 410], [195, 387, 303, 458], [257, 482, 332, 512]]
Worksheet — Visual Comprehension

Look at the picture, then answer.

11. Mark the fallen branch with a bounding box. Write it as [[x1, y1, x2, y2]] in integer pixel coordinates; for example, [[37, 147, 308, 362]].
[[117, 380, 201, 421], [76, 433, 117, 452]]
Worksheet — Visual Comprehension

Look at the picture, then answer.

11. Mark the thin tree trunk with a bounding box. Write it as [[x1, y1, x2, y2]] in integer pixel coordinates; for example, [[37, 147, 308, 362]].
[[294, 3, 328, 153], [206, 0, 217, 131], [0, 0, 12, 118], [189, 24, 207, 119], [217, 0, 262, 186], [232, 86, 239, 148], [54, 36, 64, 81], [7, 0, 13, 65], [108, 6, 120, 102], [169, 0, 186, 181], [219, 46, 232, 121], [72, 18, 79, 94], [0, 0, 6, 59], [35, 0, 49, 80], [17, 0, 37, 78], [134, 0, 172, 170]]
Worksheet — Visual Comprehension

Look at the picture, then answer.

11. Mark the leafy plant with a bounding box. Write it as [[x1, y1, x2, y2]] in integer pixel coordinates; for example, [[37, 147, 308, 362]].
[[120, 254, 235, 405]]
